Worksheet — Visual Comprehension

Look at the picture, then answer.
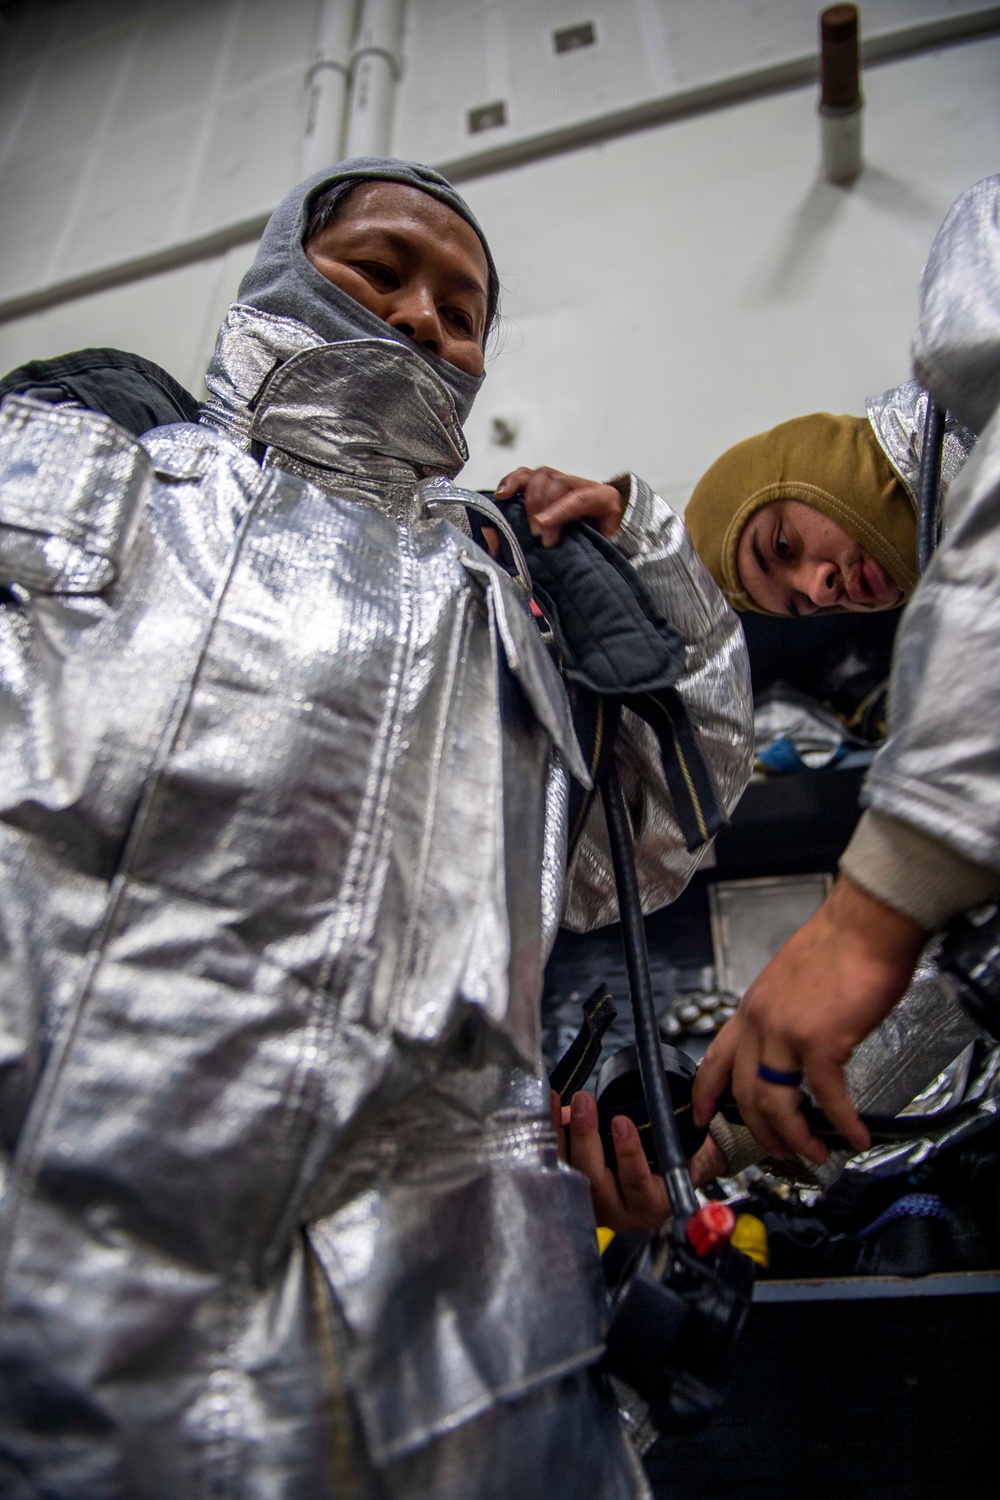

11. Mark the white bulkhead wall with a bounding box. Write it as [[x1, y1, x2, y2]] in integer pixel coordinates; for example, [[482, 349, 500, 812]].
[[301, 0, 355, 179], [0, 0, 997, 506], [454, 33, 1000, 498], [0, 0, 319, 300]]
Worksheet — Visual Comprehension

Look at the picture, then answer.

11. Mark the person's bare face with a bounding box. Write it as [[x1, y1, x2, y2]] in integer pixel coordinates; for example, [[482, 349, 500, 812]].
[[305, 182, 489, 377], [736, 499, 904, 616]]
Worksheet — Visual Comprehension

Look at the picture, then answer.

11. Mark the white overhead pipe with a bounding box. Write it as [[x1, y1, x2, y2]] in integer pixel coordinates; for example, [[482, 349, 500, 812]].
[[302, 0, 356, 176], [344, 0, 405, 159]]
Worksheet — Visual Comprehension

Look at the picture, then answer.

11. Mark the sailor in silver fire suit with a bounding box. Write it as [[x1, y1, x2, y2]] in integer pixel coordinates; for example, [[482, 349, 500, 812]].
[[0, 158, 752, 1497], [694, 175, 1000, 1165]]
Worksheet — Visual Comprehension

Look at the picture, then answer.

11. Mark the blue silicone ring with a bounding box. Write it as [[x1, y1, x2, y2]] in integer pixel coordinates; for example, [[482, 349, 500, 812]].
[[756, 1062, 803, 1087]]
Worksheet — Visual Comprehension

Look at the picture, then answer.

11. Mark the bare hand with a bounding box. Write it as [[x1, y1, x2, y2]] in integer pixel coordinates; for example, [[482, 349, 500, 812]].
[[495, 466, 627, 548], [552, 1089, 671, 1233], [692, 876, 927, 1164]]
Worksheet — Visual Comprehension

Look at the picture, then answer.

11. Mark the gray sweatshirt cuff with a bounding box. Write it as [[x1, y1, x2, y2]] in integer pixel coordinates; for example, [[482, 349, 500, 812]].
[[841, 809, 1000, 932]]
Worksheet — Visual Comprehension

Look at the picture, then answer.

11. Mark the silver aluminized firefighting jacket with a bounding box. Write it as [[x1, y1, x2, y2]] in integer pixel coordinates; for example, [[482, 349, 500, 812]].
[[862, 175, 1000, 881], [0, 305, 751, 1498]]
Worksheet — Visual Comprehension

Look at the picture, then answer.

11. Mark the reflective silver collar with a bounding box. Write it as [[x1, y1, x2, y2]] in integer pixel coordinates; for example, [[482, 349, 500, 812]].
[[201, 303, 469, 485], [866, 378, 977, 510]]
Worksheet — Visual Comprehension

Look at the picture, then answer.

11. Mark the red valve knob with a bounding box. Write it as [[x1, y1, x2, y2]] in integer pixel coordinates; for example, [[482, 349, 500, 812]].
[[686, 1202, 736, 1258]]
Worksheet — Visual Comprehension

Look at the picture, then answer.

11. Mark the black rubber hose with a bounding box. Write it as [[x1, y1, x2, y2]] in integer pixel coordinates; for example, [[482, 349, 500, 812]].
[[600, 762, 698, 1225], [917, 399, 946, 575]]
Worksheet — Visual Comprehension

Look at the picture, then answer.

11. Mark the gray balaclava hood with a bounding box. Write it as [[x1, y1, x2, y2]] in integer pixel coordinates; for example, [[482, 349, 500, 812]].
[[236, 157, 498, 426]]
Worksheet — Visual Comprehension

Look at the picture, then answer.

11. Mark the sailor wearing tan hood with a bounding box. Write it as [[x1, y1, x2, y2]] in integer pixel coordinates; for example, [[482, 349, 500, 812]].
[[685, 381, 974, 617]]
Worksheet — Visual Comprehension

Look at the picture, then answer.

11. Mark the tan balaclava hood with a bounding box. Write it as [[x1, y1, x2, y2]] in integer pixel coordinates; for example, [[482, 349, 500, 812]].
[[685, 413, 917, 613]]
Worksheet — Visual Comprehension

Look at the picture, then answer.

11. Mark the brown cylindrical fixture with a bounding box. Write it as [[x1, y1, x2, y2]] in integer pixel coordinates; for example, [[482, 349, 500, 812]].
[[820, 5, 860, 110], [819, 4, 863, 184]]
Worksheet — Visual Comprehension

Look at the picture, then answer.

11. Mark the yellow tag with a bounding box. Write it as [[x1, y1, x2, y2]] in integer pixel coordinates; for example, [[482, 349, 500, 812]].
[[596, 1226, 615, 1255], [731, 1212, 769, 1268]]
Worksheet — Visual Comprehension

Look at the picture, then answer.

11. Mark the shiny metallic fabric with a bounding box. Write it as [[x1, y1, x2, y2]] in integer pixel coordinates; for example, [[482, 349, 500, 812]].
[[863, 177, 1000, 881], [202, 303, 323, 451], [0, 393, 149, 592], [0, 306, 746, 1496], [845, 953, 982, 1119], [850, 1044, 1000, 1178], [825, 952, 992, 1184], [832, 179, 1000, 1187], [863, 392, 1000, 877], [866, 378, 976, 516], [805, 958, 999, 1187], [912, 175, 1000, 436]]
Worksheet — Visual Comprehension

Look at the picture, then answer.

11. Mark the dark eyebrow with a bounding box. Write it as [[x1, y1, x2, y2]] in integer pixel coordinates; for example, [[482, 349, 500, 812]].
[[360, 228, 487, 305], [445, 268, 489, 304]]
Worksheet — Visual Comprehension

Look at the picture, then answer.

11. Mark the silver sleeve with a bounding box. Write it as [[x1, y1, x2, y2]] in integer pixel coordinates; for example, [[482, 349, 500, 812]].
[[561, 474, 753, 932]]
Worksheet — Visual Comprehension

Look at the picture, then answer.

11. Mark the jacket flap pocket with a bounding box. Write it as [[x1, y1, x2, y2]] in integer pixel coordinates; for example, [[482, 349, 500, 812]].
[[308, 1160, 605, 1464], [0, 395, 150, 593], [458, 546, 591, 788]]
